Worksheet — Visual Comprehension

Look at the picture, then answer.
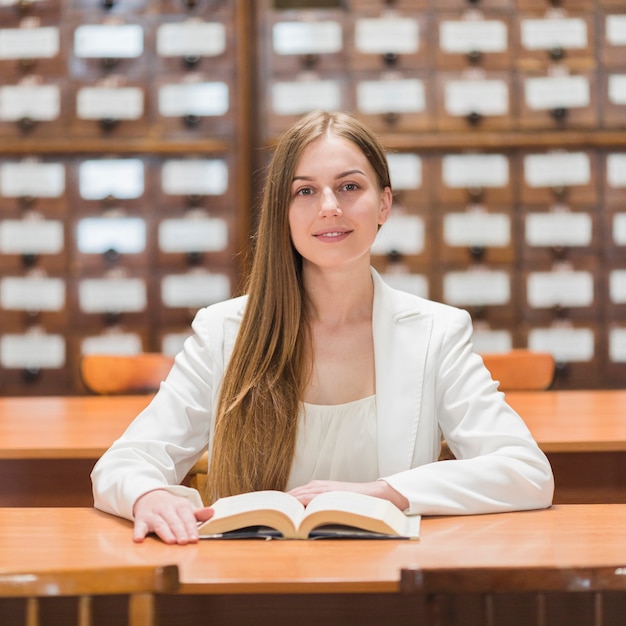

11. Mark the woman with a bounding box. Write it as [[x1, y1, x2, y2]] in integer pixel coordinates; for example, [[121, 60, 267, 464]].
[[91, 111, 554, 544]]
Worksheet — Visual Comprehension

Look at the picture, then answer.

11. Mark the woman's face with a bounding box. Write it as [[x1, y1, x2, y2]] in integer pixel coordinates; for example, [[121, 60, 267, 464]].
[[288, 134, 391, 272]]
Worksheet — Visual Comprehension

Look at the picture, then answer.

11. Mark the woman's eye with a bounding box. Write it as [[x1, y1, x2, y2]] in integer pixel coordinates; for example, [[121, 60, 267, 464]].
[[343, 183, 358, 191], [296, 187, 313, 196]]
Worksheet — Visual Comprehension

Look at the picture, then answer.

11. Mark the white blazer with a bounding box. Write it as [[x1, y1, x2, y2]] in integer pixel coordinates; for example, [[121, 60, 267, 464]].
[[92, 269, 554, 520]]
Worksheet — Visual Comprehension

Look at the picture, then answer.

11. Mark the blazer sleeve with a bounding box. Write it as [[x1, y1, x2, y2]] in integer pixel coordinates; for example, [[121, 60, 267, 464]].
[[382, 306, 555, 516], [91, 305, 225, 520]]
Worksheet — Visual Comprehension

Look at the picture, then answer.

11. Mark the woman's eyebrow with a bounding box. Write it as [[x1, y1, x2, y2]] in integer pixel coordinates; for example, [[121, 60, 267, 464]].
[[292, 169, 365, 183]]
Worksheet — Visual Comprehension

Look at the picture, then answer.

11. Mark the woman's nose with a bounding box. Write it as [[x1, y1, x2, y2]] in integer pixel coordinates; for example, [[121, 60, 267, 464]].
[[319, 188, 341, 216]]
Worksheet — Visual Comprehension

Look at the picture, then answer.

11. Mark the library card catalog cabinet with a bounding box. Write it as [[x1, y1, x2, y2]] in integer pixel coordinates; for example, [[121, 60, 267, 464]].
[[0, 0, 251, 395], [3, 0, 626, 393], [254, 0, 626, 390]]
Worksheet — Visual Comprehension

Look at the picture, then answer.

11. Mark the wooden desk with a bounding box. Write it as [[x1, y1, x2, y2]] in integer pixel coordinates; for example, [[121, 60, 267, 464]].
[[0, 395, 151, 506], [1, 505, 625, 626], [1, 391, 626, 506]]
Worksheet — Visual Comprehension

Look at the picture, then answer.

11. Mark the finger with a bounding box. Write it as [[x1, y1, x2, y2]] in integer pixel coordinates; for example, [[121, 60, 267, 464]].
[[195, 507, 214, 523], [133, 520, 150, 543]]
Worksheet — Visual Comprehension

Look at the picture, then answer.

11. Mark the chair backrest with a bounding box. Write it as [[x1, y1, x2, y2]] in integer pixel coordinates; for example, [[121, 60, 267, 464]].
[[0, 564, 179, 626], [481, 349, 555, 391], [80, 353, 175, 394]]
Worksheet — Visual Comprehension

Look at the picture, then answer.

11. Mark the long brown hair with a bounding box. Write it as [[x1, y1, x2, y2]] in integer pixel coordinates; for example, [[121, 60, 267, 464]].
[[205, 111, 391, 503]]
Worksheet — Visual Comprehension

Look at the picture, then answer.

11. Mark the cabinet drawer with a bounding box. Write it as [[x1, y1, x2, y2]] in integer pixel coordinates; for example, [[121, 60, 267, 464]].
[[264, 9, 346, 76], [436, 205, 516, 265], [435, 70, 514, 131], [0, 76, 67, 138], [602, 72, 626, 129], [522, 259, 601, 322], [520, 205, 600, 264], [71, 77, 147, 137], [515, 11, 595, 70], [352, 71, 433, 133], [0, 215, 68, 271], [347, 11, 430, 72], [0, 158, 68, 216], [68, 17, 149, 80], [519, 149, 598, 206], [435, 152, 515, 205], [152, 72, 235, 138], [517, 69, 598, 130], [0, 19, 67, 79], [153, 12, 235, 75], [435, 12, 513, 70]]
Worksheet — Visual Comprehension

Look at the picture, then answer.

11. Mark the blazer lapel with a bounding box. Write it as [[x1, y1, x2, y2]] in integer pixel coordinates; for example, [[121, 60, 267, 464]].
[[371, 270, 433, 476]]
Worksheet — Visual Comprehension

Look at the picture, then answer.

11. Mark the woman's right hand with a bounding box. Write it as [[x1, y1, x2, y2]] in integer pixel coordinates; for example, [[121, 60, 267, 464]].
[[132, 489, 213, 544]]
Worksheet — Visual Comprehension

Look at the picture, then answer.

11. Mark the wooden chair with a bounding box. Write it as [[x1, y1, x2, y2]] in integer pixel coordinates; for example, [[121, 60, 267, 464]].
[[439, 349, 555, 461], [0, 564, 179, 626], [481, 349, 555, 392], [80, 353, 175, 395], [80, 352, 208, 495]]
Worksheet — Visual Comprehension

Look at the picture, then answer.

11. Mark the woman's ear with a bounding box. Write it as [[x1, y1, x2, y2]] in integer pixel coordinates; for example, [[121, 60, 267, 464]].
[[378, 186, 393, 226]]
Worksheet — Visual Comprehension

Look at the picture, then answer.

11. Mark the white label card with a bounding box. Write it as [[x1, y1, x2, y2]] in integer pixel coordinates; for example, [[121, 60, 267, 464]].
[[608, 74, 626, 106], [613, 213, 626, 246], [81, 332, 143, 355], [161, 272, 231, 307], [0, 161, 65, 197], [524, 75, 590, 110], [79, 277, 147, 313], [0, 219, 64, 254], [439, 20, 507, 53], [157, 21, 226, 57], [272, 21, 343, 55], [524, 152, 590, 188], [74, 24, 144, 58], [76, 87, 143, 120], [158, 82, 229, 117], [371, 215, 424, 255], [387, 153, 422, 190], [609, 327, 626, 363], [520, 18, 588, 50], [0, 332, 65, 369], [271, 80, 342, 115], [443, 269, 510, 306], [525, 212, 592, 247], [528, 327, 594, 362], [355, 17, 419, 54], [158, 217, 228, 253], [607, 16, 626, 47], [357, 79, 425, 114], [607, 154, 626, 188], [442, 154, 509, 188], [472, 329, 513, 354], [609, 269, 626, 304], [76, 217, 146, 254], [78, 159, 144, 200], [0, 26, 59, 59], [161, 159, 228, 196], [527, 271, 594, 308], [0, 84, 60, 121], [381, 273, 428, 298], [0, 276, 65, 311], [444, 79, 508, 116], [444, 212, 510, 247]]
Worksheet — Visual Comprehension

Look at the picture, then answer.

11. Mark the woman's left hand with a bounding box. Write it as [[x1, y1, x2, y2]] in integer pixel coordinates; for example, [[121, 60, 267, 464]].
[[288, 479, 408, 510]]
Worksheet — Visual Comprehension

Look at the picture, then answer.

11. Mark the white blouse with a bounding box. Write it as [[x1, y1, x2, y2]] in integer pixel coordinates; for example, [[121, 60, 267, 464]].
[[286, 395, 379, 490]]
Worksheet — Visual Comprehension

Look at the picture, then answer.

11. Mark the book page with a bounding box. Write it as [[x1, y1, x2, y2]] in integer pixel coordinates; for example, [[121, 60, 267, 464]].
[[198, 490, 305, 538], [298, 491, 420, 540]]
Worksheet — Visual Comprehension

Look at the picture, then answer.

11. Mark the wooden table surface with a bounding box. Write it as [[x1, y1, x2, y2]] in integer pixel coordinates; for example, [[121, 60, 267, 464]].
[[1, 504, 625, 595], [1, 390, 626, 459]]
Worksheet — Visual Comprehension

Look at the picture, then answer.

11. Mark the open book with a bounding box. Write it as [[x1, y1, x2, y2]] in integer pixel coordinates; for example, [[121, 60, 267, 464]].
[[198, 490, 420, 540]]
